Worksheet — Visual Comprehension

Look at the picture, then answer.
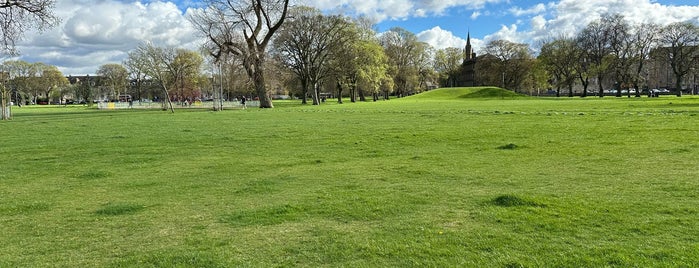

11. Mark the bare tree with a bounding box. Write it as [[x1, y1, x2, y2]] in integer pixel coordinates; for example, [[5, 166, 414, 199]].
[[629, 22, 659, 97], [189, 0, 290, 108], [1, 0, 59, 55], [273, 7, 354, 105], [577, 18, 612, 97], [658, 21, 699, 96], [126, 43, 181, 113]]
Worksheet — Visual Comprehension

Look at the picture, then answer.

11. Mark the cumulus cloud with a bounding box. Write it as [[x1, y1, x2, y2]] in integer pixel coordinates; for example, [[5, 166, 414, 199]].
[[545, 0, 699, 37], [416, 26, 485, 51], [483, 0, 699, 49], [16, 0, 200, 75], [509, 3, 547, 17], [307, 0, 505, 21], [470, 11, 481, 20]]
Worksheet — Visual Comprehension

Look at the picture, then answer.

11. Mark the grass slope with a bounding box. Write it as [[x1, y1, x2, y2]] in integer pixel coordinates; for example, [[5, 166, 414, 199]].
[[408, 87, 526, 100], [1, 94, 698, 267]]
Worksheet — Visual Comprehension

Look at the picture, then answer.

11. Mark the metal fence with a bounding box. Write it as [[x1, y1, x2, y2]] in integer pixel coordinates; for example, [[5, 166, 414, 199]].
[[97, 100, 258, 110]]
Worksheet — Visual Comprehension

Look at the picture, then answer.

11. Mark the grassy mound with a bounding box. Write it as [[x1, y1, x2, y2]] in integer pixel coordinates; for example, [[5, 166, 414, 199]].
[[408, 87, 526, 100]]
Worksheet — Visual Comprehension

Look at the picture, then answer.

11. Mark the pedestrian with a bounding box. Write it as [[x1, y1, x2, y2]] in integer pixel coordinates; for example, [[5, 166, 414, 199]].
[[241, 96, 246, 109]]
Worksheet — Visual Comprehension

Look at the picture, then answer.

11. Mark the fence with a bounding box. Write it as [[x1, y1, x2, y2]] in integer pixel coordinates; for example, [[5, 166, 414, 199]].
[[97, 100, 258, 110]]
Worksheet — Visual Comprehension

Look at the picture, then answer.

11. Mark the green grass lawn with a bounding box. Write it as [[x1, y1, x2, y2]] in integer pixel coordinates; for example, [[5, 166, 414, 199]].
[[1, 87, 698, 267]]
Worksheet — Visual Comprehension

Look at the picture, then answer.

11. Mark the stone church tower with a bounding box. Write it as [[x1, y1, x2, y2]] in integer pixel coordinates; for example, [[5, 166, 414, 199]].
[[458, 32, 477, 87]]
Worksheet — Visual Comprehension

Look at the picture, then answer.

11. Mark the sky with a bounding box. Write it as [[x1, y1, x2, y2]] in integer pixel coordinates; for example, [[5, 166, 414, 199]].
[[7, 0, 699, 75]]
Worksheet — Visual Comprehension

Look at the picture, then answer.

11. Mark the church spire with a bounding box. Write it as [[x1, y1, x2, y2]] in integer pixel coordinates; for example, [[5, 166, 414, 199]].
[[464, 30, 474, 61], [467, 31, 471, 46]]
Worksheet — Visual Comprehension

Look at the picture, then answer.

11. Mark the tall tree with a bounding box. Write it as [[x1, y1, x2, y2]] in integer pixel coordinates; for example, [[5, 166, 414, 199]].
[[434, 47, 463, 87], [126, 43, 184, 113], [380, 27, 427, 97], [35, 64, 68, 103], [96, 63, 128, 101], [171, 49, 204, 103], [540, 37, 579, 97], [1, 0, 59, 55], [629, 22, 659, 97], [577, 17, 613, 97], [603, 14, 634, 97], [482, 39, 534, 91], [189, 0, 290, 108], [658, 21, 699, 96], [2, 60, 35, 104], [273, 7, 354, 105]]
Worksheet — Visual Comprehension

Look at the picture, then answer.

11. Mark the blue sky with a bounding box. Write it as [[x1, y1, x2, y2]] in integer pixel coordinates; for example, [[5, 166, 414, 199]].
[[9, 0, 699, 75]]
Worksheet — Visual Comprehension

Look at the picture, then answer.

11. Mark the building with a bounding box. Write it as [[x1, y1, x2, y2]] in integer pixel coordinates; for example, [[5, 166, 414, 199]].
[[457, 32, 477, 87]]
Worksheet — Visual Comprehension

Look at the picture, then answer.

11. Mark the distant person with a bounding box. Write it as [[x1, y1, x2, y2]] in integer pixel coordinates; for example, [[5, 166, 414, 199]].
[[241, 96, 246, 109]]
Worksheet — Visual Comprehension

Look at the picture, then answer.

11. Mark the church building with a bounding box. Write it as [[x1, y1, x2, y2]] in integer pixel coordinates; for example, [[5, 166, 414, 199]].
[[457, 32, 477, 87]]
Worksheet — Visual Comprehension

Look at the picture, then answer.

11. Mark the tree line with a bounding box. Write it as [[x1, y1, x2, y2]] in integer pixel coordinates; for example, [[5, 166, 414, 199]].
[[3, 1, 699, 119]]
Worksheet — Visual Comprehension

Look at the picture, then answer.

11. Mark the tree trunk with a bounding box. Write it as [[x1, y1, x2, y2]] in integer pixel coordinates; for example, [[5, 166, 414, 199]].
[[336, 81, 343, 104], [301, 78, 309, 105], [349, 85, 356, 103], [254, 65, 273, 108], [675, 75, 683, 97], [1, 91, 9, 120], [312, 82, 320, 105], [163, 88, 175, 113], [567, 84, 573, 97], [358, 87, 366, 102], [597, 74, 604, 98]]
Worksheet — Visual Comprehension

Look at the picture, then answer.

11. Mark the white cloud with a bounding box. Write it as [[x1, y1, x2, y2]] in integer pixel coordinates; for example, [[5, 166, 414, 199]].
[[16, 0, 201, 75], [308, 0, 505, 21], [487, 0, 699, 50], [417, 26, 466, 50], [416, 26, 485, 52], [545, 0, 699, 37], [509, 3, 547, 17], [471, 11, 481, 20]]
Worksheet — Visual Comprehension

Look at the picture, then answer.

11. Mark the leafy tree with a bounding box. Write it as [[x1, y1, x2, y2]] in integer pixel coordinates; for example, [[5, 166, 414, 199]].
[[170, 49, 204, 103], [1, 0, 59, 55], [189, 0, 290, 108], [482, 39, 534, 92], [539, 37, 578, 97], [353, 40, 389, 102], [96, 63, 128, 101], [658, 21, 699, 96], [326, 17, 387, 103], [434, 47, 463, 87], [35, 64, 68, 103], [381, 27, 428, 97]]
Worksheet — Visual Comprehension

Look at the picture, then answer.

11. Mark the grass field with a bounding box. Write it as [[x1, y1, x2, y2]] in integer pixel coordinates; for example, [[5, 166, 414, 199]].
[[1, 87, 698, 267]]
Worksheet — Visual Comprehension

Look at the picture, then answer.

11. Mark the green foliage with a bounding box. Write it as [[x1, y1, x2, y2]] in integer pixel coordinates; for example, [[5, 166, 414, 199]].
[[1, 96, 698, 266]]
